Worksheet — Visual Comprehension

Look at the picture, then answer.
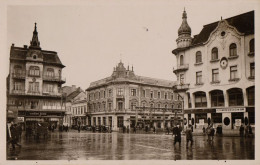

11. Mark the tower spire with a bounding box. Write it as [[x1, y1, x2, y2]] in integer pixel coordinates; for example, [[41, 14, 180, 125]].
[[29, 22, 41, 49]]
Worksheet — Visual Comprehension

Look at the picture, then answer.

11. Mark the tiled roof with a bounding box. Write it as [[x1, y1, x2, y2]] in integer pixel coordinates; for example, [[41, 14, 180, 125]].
[[192, 11, 254, 45]]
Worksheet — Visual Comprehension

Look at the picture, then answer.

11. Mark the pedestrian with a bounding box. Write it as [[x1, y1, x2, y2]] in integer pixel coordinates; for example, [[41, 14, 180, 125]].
[[248, 124, 253, 136], [245, 125, 249, 138], [239, 124, 244, 137], [166, 126, 170, 135], [186, 124, 193, 148], [127, 125, 129, 133], [78, 125, 81, 133], [172, 125, 181, 146], [122, 125, 125, 133], [206, 126, 211, 141], [17, 123, 22, 141], [202, 126, 205, 135], [10, 123, 21, 149], [51, 124, 55, 132], [210, 126, 215, 141], [133, 126, 136, 133], [153, 126, 156, 134]]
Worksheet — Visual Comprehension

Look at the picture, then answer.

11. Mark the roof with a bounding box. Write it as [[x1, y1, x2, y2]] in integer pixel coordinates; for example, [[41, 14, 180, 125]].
[[10, 46, 65, 68], [66, 90, 82, 101], [192, 11, 254, 45]]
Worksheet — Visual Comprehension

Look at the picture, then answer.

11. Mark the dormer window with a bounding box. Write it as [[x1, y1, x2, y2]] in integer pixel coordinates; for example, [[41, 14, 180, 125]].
[[195, 51, 202, 63], [229, 43, 237, 57], [211, 47, 218, 60]]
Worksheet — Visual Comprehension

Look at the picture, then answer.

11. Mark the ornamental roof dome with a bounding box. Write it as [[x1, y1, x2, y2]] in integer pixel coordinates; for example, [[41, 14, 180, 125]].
[[178, 10, 191, 36]]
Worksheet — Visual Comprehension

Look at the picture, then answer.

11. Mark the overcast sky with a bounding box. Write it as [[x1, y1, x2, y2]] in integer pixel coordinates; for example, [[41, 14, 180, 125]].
[[6, 0, 257, 90]]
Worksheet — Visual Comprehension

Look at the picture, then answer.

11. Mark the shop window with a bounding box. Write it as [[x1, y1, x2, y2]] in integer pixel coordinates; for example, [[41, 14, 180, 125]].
[[211, 90, 224, 107], [211, 47, 218, 60], [194, 92, 207, 107], [195, 113, 207, 124], [229, 43, 237, 57], [195, 51, 202, 63], [211, 113, 222, 123], [247, 86, 255, 106], [249, 111, 255, 124], [228, 88, 244, 106], [117, 116, 124, 128]]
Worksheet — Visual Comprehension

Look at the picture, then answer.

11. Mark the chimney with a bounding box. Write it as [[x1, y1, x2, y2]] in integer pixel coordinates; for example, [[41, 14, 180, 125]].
[[24, 45, 28, 49], [72, 85, 76, 90], [11, 43, 14, 47]]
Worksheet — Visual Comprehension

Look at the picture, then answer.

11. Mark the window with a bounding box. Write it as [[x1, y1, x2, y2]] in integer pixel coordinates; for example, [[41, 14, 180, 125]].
[[249, 39, 254, 53], [196, 51, 202, 63], [47, 84, 54, 92], [150, 91, 153, 98], [108, 102, 112, 111], [46, 68, 54, 77], [230, 66, 237, 80], [142, 90, 146, 97], [104, 91, 106, 98], [29, 66, 40, 76], [117, 116, 124, 128], [131, 89, 137, 96], [228, 88, 243, 106], [108, 89, 112, 97], [250, 63, 255, 78], [180, 74, 184, 84], [29, 82, 39, 92], [194, 92, 207, 107], [117, 88, 123, 96], [14, 65, 22, 75], [211, 90, 224, 107], [157, 104, 161, 108], [164, 92, 168, 99], [247, 87, 255, 106], [14, 82, 22, 91], [180, 55, 184, 65], [130, 102, 136, 110], [196, 71, 202, 84], [142, 102, 146, 107], [158, 92, 161, 99], [212, 69, 219, 82], [211, 47, 218, 60], [30, 101, 38, 109], [118, 102, 123, 110], [229, 43, 237, 57], [165, 104, 168, 109]]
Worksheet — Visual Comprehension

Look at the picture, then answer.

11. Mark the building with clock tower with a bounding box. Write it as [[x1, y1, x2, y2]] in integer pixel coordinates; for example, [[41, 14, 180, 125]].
[[7, 23, 66, 129], [172, 10, 255, 130]]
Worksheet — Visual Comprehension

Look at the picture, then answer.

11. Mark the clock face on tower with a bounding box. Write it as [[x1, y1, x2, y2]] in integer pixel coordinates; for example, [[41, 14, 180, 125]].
[[220, 57, 228, 69]]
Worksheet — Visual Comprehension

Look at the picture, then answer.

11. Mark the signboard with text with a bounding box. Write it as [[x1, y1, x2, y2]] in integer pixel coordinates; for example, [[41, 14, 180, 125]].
[[216, 108, 245, 113], [199, 119, 204, 125]]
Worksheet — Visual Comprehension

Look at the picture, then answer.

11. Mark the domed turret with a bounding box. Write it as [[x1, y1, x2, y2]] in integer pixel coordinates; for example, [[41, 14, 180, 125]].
[[178, 10, 191, 36], [176, 9, 192, 48]]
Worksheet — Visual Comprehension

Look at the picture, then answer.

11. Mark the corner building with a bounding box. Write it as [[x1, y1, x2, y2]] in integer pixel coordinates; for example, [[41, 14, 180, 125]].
[[172, 11, 255, 130], [86, 61, 179, 131], [7, 23, 66, 127]]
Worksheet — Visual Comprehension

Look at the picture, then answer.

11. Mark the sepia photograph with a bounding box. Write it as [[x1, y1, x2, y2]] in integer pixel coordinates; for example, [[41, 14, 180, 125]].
[[1, 0, 259, 164]]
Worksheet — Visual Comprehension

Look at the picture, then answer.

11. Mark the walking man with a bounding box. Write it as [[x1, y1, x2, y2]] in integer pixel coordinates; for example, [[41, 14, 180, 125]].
[[173, 125, 181, 146], [186, 124, 193, 148]]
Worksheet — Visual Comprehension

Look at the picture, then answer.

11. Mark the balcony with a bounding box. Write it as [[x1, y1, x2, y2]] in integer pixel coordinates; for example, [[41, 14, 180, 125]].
[[173, 64, 189, 74], [43, 74, 66, 84], [174, 83, 190, 92], [42, 105, 65, 111], [42, 91, 62, 97], [10, 89, 25, 95], [12, 72, 26, 79], [27, 90, 41, 96]]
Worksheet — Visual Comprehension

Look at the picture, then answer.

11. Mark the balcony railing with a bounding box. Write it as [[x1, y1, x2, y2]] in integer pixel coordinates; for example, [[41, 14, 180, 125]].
[[42, 105, 65, 110], [42, 91, 62, 97], [27, 91, 41, 95], [43, 74, 66, 83], [11, 89, 25, 95], [174, 83, 190, 92], [12, 72, 26, 79], [173, 64, 189, 73]]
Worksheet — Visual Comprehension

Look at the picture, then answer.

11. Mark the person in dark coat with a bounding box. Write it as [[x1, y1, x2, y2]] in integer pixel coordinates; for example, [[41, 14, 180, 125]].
[[172, 125, 181, 146], [186, 124, 193, 148], [240, 124, 244, 137], [78, 125, 81, 133], [17, 123, 23, 141], [153, 126, 156, 134], [248, 124, 253, 135], [10, 123, 21, 149]]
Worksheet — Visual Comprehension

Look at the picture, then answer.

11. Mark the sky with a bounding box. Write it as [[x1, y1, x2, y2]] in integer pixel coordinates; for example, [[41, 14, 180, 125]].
[[6, 0, 258, 90]]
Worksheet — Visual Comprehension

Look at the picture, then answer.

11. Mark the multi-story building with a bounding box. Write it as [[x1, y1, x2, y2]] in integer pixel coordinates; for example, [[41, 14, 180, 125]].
[[7, 23, 66, 128], [62, 85, 87, 126], [86, 61, 181, 131], [172, 10, 255, 130]]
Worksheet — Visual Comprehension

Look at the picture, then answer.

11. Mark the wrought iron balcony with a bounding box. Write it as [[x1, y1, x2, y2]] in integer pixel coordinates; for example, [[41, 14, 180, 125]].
[[42, 91, 62, 97], [43, 74, 66, 83], [173, 64, 189, 73], [12, 72, 26, 79], [10, 89, 25, 95]]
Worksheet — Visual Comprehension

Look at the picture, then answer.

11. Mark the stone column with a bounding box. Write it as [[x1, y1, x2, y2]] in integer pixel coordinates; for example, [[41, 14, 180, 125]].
[[243, 88, 248, 106], [224, 90, 229, 107], [206, 91, 211, 108], [190, 93, 195, 109], [113, 115, 118, 131]]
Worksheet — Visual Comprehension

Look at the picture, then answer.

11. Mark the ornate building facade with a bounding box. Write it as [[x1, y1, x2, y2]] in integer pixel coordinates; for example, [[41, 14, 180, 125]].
[[7, 23, 66, 128], [172, 10, 255, 130], [86, 61, 181, 131]]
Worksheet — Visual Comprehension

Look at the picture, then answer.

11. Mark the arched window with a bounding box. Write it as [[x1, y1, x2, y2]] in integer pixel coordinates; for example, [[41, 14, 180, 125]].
[[180, 55, 184, 65], [46, 68, 54, 77], [29, 66, 40, 76], [196, 51, 202, 63], [211, 47, 218, 60], [194, 92, 207, 107], [249, 39, 254, 53], [229, 43, 237, 57], [210, 90, 224, 107], [228, 88, 243, 106]]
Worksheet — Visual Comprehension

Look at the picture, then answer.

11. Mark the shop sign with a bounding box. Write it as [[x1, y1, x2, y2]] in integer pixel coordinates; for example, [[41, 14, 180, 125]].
[[235, 119, 242, 126], [17, 117, 24, 122], [199, 119, 204, 125], [216, 108, 245, 113]]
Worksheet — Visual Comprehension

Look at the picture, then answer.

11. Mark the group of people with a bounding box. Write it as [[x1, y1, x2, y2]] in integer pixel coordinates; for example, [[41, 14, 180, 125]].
[[239, 124, 253, 138], [172, 124, 193, 148]]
